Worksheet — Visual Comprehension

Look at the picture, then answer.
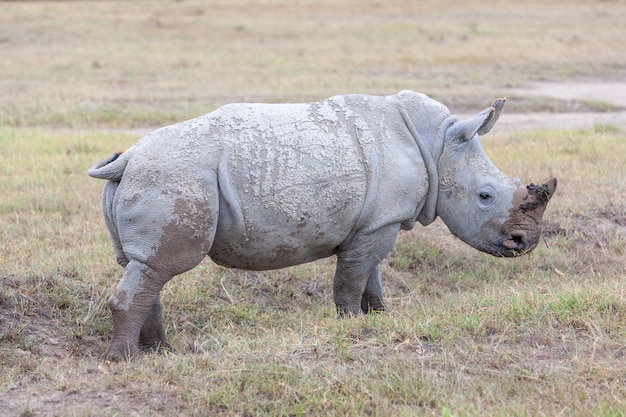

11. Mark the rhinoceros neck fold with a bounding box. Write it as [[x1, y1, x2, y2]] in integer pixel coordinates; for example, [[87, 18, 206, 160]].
[[397, 103, 446, 227]]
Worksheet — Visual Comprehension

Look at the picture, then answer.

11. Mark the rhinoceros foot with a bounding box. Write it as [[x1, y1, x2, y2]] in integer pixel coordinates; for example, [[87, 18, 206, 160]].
[[104, 332, 172, 362], [105, 341, 139, 362], [360, 294, 387, 314], [138, 300, 173, 353]]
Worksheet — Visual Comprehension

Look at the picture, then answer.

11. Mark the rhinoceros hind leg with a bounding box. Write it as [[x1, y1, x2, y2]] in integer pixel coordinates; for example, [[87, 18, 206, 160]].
[[105, 260, 168, 361], [138, 295, 173, 353]]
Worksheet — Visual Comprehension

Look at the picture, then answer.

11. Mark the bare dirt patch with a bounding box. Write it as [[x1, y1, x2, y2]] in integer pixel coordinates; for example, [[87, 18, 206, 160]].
[[513, 82, 626, 108], [486, 82, 626, 133]]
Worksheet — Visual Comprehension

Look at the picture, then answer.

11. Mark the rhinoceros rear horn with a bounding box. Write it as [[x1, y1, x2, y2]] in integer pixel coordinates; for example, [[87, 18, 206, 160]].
[[447, 98, 506, 142]]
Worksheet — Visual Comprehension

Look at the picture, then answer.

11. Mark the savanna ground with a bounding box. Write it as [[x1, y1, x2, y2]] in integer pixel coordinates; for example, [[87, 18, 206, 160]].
[[1, 1, 625, 416]]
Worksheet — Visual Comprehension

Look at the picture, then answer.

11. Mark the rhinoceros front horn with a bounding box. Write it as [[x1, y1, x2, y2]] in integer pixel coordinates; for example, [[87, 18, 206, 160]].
[[447, 98, 506, 141], [527, 177, 558, 203]]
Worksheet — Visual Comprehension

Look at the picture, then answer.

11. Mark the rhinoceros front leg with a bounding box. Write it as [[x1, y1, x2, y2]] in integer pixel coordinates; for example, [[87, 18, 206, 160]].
[[106, 260, 168, 361], [333, 224, 399, 315], [361, 267, 386, 313]]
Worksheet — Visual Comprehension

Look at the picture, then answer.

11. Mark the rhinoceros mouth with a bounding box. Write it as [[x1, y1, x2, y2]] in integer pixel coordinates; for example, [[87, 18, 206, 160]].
[[472, 229, 542, 258], [496, 241, 539, 257], [475, 244, 529, 258]]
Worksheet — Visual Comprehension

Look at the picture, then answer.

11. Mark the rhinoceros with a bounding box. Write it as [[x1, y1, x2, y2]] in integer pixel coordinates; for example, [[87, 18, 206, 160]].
[[89, 90, 557, 360]]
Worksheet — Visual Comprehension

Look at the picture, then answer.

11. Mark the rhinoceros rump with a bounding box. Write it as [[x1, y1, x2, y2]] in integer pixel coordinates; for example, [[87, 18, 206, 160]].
[[89, 91, 556, 360]]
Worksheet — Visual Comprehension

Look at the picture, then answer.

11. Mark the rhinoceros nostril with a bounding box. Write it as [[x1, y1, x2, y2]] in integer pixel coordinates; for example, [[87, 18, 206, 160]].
[[503, 231, 527, 251]]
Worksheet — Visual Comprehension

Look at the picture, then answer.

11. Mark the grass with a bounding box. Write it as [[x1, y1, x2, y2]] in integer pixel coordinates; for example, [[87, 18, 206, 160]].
[[1, 0, 626, 416]]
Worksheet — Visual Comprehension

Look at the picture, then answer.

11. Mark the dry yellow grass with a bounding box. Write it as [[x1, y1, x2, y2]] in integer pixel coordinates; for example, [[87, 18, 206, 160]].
[[1, 1, 625, 416], [2, 0, 625, 126]]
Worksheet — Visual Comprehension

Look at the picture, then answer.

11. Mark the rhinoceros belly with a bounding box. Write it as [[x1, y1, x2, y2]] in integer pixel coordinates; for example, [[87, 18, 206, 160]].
[[208, 171, 367, 270]]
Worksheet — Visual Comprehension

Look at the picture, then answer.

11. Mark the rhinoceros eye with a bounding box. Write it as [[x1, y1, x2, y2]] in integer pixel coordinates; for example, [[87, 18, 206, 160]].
[[477, 186, 497, 206], [479, 192, 492, 201]]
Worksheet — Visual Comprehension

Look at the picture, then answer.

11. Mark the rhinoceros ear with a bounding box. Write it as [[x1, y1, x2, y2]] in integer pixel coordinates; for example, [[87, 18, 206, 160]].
[[447, 98, 506, 141]]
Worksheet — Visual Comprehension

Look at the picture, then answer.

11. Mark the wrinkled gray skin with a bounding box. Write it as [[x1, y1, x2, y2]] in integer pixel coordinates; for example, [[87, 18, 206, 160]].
[[89, 90, 557, 360]]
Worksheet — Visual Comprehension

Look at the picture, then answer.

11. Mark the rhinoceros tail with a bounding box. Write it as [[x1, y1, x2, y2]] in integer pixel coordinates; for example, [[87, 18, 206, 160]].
[[88, 151, 128, 180]]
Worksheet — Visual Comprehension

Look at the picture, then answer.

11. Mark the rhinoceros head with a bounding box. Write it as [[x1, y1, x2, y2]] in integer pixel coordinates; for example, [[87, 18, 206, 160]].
[[436, 99, 557, 257]]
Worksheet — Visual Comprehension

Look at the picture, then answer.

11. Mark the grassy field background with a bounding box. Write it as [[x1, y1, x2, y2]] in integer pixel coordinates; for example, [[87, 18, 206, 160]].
[[1, 1, 625, 416]]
